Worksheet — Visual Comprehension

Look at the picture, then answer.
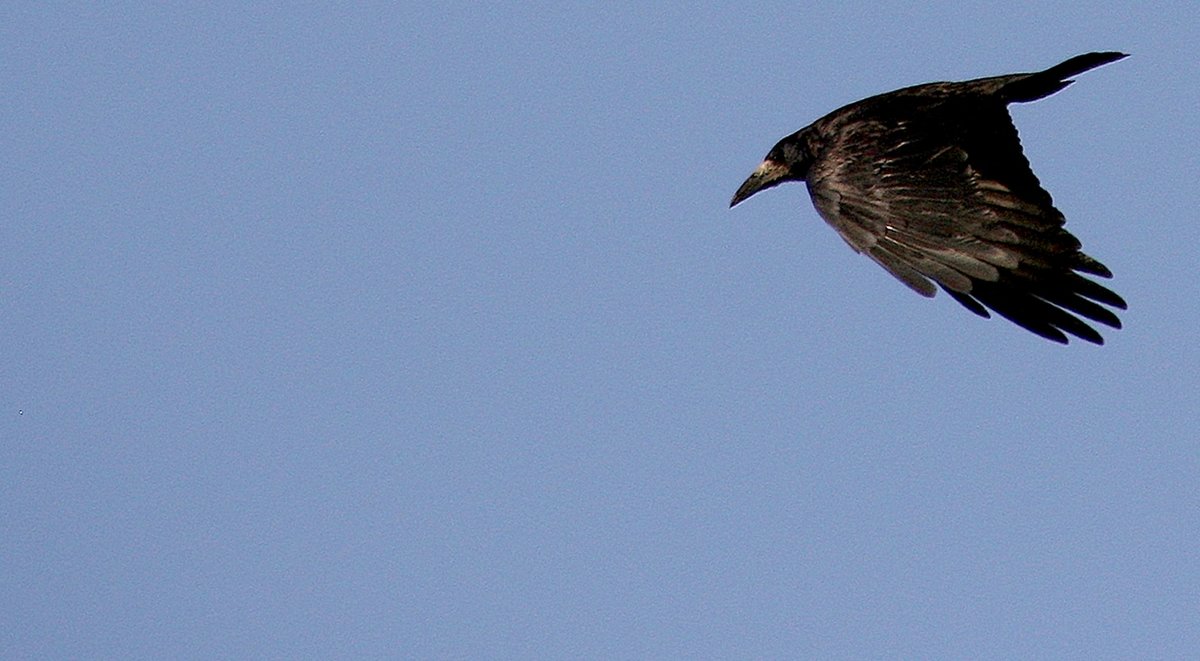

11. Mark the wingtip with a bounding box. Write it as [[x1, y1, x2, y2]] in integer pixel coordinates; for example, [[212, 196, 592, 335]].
[[1080, 51, 1130, 64]]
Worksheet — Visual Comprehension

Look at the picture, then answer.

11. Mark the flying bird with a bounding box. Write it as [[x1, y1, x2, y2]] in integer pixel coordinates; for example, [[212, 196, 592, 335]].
[[731, 52, 1128, 344]]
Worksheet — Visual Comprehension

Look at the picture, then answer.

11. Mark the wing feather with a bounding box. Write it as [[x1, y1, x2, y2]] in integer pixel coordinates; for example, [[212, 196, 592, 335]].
[[805, 99, 1121, 343]]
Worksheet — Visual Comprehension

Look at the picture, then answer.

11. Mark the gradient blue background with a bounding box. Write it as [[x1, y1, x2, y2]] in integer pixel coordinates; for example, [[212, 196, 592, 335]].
[[4, 3, 1198, 658]]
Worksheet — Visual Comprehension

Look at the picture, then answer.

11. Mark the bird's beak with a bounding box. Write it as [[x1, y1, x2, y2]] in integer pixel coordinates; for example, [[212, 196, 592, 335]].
[[730, 159, 790, 208]]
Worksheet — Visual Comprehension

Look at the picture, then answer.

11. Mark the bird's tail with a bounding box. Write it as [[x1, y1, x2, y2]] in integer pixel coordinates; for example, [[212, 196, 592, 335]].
[[1002, 51, 1128, 102]]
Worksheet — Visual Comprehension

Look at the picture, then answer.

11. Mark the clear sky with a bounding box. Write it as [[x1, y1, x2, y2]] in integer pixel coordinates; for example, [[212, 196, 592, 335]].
[[4, 3, 1198, 658]]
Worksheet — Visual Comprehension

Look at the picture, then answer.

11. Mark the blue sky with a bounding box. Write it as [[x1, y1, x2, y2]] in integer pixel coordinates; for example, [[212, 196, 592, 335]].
[[4, 3, 1198, 658]]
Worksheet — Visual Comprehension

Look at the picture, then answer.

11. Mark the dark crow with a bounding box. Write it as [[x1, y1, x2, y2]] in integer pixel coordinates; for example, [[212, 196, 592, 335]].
[[731, 52, 1128, 345]]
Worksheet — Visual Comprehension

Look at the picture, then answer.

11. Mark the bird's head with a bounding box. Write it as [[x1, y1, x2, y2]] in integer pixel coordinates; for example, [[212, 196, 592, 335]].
[[730, 136, 811, 208]]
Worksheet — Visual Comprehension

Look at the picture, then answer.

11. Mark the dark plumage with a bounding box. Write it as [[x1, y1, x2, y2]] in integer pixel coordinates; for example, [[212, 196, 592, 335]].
[[731, 52, 1128, 345]]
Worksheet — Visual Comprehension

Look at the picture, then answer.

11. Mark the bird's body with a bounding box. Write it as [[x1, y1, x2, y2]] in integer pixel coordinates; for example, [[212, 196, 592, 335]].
[[731, 52, 1128, 344]]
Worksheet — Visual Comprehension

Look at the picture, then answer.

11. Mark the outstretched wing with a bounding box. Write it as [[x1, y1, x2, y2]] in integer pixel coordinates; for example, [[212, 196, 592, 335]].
[[804, 99, 1125, 344]]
